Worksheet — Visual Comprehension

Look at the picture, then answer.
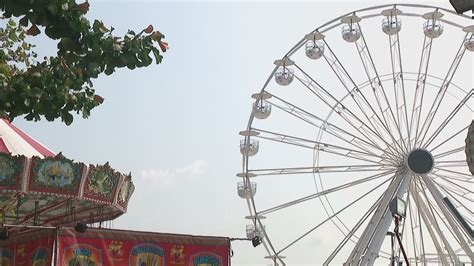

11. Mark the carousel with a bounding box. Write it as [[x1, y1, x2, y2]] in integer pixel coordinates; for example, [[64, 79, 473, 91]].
[[0, 117, 134, 233], [0, 118, 230, 266]]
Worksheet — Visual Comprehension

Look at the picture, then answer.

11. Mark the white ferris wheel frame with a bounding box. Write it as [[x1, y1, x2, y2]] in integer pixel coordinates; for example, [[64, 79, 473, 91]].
[[239, 3, 474, 265]]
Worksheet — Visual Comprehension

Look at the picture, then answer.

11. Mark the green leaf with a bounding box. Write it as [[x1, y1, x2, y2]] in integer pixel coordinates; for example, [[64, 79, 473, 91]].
[[47, 4, 58, 15], [151, 47, 162, 64], [64, 52, 80, 64], [19, 16, 29, 27], [3, 11, 12, 18], [92, 20, 101, 32], [8, 30, 17, 42], [104, 66, 114, 75], [7, 19, 16, 27], [26, 12, 37, 24], [62, 111, 73, 125], [29, 87, 43, 98], [58, 37, 79, 52]]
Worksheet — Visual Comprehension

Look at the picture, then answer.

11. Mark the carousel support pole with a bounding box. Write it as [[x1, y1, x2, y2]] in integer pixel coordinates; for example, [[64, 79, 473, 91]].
[[228, 238, 232, 266], [33, 201, 39, 226], [53, 226, 60, 266]]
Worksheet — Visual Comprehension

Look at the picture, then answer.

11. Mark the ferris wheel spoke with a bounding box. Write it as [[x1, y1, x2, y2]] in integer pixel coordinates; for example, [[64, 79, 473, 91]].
[[435, 160, 469, 168], [387, 13, 411, 150], [249, 196, 287, 265], [424, 194, 468, 256], [257, 169, 395, 216], [248, 164, 394, 176], [318, 40, 406, 156], [432, 146, 465, 160], [251, 127, 392, 165], [292, 72, 401, 159], [322, 123, 398, 163], [324, 193, 383, 264], [432, 167, 473, 179], [355, 21, 408, 152], [395, 188, 409, 262], [433, 181, 474, 205], [432, 171, 474, 184], [319, 39, 384, 135], [397, 200, 412, 263], [434, 167, 468, 181], [431, 173, 474, 195], [257, 221, 287, 265], [416, 34, 470, 147], [260, 239, 280, 265], [432, 178, 474, 217], [409, 35, 434, 146], [275, 175, 392, 256], [421, 90, 473, 149], [432, 173, 474, 185], [432, 187, 472, 205], [412, 178, 457, 264], [429, 124, 470, 153], [420, 175, 474, 260], [406, 191, 420, 263], [410, 179, 427, 263], [346, 169, 412, 265], [266, 93, 392, 159]]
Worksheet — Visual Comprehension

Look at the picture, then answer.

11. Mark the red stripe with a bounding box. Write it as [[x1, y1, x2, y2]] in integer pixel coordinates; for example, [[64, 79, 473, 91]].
[[2, 118, 55, 157], [0, 137, 9, 154]]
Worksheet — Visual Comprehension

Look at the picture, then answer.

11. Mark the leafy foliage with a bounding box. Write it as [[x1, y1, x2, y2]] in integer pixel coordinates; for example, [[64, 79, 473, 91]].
[[0, 0, 167, 125]]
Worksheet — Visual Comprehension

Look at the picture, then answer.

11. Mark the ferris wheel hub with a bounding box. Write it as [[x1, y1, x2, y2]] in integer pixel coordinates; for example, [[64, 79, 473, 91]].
[[406, 149, 434, 175]]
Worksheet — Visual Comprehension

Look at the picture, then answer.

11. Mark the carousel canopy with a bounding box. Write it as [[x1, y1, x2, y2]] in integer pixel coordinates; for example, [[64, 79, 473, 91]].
[[0, 118, 55, 158], [0, 119, 134, 228]]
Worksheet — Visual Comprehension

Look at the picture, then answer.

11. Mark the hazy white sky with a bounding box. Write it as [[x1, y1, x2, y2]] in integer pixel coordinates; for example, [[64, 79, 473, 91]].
[[11, 0, 472, 265]]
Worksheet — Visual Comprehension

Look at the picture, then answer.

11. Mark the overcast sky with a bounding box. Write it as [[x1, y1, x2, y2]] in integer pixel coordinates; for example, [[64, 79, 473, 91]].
[[11, 0, 473, 265]]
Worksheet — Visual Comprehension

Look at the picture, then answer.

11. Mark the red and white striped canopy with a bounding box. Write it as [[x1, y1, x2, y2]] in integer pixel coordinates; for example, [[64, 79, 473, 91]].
[[0, 118, 55, 158]]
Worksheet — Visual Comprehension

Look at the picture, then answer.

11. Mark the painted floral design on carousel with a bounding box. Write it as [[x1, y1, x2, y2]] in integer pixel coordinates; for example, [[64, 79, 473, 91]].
[[29, 153, 83, 195], [117, 174, 134, 209], [84, 163, 120, 203], [0, 153, 23, 189], [0, 194, 26, 220]]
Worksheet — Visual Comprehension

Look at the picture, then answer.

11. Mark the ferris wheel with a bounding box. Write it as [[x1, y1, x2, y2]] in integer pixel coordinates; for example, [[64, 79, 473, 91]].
[[238, 4, 473, 265]]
